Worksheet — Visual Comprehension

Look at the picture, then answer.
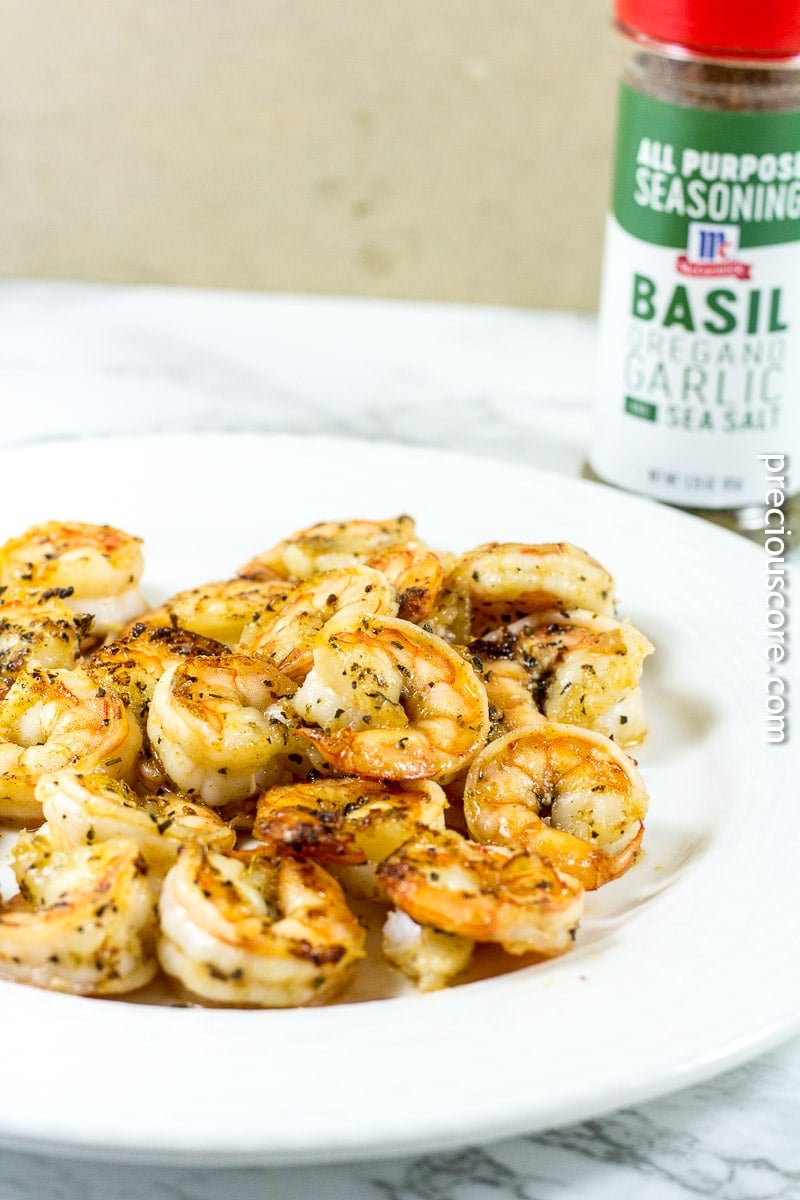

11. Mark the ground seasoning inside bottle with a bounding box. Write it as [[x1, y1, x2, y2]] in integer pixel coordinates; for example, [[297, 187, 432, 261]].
[[587, 0, 800, 537]]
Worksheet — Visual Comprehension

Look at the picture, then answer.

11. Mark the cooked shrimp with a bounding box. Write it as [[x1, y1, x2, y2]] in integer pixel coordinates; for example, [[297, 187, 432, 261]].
[[239, 515, 418, 580], [472, 614, 652, 744], [367, 545, 444, 623], [239, 566, 397, 680], [463, 723, 648, 889], [158, 845, 366, 1005], [133, 577, 291, 648], [147, 652, 300, 805], [0, 521, 147, 637], [480, 657, 545, 737], [449, 542, 616, 636], [423, 554, 474, 645], [0, 664, 142, 823], [0, 587, 91, 676], [87, 623, 228, 724], [293, 616, 490, 783], [382, 908, 474, 992], [473, 609, 653, 746], [0, 828, 156, 994], [253, 777, 447, 864], [253, 777, 448, 902], [37, 769, 236, 877], [377, 828, 583, 956]]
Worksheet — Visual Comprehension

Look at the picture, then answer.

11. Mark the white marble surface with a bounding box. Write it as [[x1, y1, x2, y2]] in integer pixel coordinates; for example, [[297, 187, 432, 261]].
[[0, 281, 797, 1200], [0, 281, 593, 474]]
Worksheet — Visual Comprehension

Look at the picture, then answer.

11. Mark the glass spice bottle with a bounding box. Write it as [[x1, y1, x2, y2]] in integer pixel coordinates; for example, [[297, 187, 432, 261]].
[[586, 0, 800, 538]]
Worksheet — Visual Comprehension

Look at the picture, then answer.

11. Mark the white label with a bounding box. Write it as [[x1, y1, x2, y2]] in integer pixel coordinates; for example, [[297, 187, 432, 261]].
[[589, 216, 800, 507]]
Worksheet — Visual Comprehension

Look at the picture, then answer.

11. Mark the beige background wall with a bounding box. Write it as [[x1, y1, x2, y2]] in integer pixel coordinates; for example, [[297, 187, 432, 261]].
[[0, 1, 622, 310]]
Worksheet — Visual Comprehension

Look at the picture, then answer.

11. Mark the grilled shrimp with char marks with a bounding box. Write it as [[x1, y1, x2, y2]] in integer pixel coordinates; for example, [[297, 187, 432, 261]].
[[473, 609, 653, 747], [0, 587, 91, 677], [239, 515, 418, 580], [253, 776, 448, 900], [158, 845, 366, 1006], [0, 521, 147, 638], [147, 652, 300, 806], [254, 777, 447, 864], [450, 542, 616, 637], [132, 577, 292, 648], [0, 664, 142, 823], [377, 828, 583, 957], [463, 722, 648, 890], [238, 565, 397, 680], [479, 657, 545, 737], [36, 769, 236, 877], [293, 616, 490, 783], [87, 623, 228, 725], [367, 545, 444, 624], [0, 827, 156, 995]]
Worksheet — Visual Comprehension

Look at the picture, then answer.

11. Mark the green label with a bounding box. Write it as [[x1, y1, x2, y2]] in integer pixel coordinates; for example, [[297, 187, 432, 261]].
[[624, 395, 657, 421], [613, 84, 800, 248]]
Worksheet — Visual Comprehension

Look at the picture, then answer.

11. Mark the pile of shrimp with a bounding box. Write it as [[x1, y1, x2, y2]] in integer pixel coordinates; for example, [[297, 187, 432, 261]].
[[0, 517, 653, 1006]]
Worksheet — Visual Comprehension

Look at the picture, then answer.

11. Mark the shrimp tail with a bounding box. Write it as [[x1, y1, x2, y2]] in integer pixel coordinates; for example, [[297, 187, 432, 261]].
[[525, 821, 644, 890]]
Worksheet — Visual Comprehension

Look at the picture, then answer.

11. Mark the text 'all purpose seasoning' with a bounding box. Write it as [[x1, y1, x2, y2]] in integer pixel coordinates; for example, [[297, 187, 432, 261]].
[[587, 0, 800, 534]]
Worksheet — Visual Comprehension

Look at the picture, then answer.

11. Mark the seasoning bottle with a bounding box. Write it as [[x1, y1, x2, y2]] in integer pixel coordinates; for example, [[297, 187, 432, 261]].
[[587, 0, 800, 537]]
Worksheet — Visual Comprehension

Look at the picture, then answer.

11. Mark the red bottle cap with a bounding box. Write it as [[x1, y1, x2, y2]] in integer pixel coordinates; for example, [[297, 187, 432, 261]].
[[616, 0, 800, 59]]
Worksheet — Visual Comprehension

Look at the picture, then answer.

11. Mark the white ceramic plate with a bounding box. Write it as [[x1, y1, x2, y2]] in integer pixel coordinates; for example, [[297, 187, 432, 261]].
[[0, 431, 796, 1165]]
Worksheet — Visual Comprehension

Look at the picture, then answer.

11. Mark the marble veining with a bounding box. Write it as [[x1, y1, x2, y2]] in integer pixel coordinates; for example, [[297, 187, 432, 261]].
[[0, 281, 797, 1200], [3, 1048, 799, 1200]]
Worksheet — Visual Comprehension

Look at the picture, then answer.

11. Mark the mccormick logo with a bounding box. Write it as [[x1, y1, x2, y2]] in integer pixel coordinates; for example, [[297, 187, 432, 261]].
[[676, 222, 752, 280]]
